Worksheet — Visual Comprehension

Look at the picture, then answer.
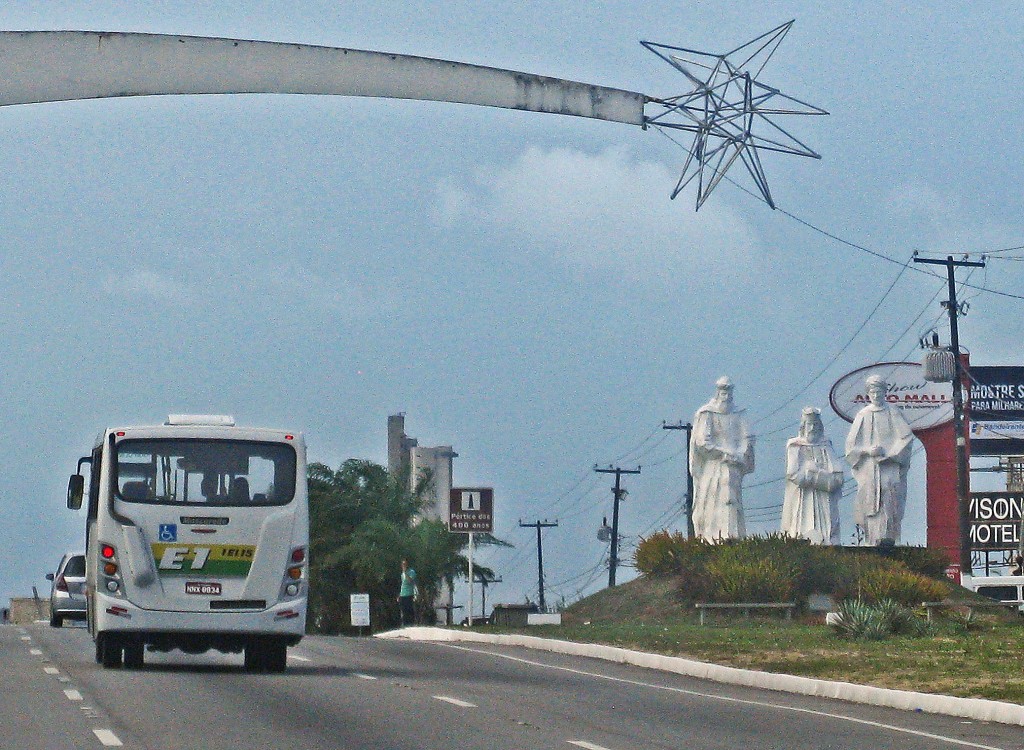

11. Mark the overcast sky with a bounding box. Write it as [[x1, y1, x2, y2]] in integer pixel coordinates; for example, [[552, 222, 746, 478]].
[[2, 3, 1022, 611]]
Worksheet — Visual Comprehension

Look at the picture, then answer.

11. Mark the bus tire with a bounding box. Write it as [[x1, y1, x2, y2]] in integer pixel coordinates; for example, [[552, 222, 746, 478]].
[[123, 641, 144, 669], [98, 634, 123, 668], [264, 641, 287, 673], [243, 641, 264, 672]]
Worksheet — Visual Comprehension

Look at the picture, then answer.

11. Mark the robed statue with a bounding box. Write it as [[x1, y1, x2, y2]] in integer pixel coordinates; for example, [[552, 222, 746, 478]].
[[845, 374, 914, 545], [781, 407, 843, 544], [690, 376, 755, 540]]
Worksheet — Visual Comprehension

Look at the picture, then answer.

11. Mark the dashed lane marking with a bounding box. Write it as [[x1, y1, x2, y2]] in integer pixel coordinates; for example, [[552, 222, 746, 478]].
[[30, 648, 42, 655], [288, 654, 311, 662], [44, 666, 60, 675], [433, 696, 477, 708], [354, 673, 378, 680], [64, 689, 83, 701], [567, 742, 615, 750], [93, 729, 124, 747]]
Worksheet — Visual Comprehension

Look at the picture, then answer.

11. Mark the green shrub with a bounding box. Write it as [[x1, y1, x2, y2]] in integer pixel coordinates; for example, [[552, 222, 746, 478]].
[[637, 532, 953, 609], [872, 544, 951, 578], [829, 599, 929, 640], [636, 532, 716, 601], [850, 565, 947, 606], [705, 553, 797, 603], [635, 530, 689, 576]]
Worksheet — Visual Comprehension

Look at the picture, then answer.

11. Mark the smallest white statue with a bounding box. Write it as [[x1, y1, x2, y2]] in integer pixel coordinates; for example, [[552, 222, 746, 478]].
[[845, 374, 914, 545], [781, 407, 843, 545]]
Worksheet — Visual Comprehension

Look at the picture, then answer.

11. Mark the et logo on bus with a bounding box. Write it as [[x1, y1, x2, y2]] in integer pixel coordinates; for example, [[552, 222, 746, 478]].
[[151, 544, 256, 576]]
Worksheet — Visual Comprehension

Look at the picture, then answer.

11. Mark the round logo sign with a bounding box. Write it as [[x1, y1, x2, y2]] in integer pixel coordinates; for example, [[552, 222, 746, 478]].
[[829, 361, 953, 431]]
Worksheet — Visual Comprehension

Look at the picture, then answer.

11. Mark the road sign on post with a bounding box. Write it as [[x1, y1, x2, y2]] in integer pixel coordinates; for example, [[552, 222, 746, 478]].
[[449, 488, 494, 533], [450, 488, 493, 627], [350, 593, 370, 630]]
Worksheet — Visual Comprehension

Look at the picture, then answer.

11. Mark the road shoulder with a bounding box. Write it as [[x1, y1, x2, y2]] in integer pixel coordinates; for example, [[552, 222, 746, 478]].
[[379, 626, 1024, 727]]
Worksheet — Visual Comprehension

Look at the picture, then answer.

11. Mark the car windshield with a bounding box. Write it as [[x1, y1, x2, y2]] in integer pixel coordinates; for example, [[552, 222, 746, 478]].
[[115, 438, 296, 506], [63, 555, 86, 577]]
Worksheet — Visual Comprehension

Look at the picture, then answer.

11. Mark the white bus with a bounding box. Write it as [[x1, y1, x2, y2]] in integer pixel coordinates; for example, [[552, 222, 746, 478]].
[[67, 415, 308, 671]]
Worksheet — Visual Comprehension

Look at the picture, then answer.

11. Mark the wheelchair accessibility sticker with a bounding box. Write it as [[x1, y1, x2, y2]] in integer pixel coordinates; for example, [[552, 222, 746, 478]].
[[158, 524, 177, 542]]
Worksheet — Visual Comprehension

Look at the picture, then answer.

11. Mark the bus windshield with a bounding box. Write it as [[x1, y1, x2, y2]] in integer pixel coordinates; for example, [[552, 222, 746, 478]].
[[115, 438, 296, 507]]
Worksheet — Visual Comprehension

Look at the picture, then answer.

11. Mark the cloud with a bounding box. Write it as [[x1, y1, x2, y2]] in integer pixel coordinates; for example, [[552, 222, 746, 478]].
[[103, 269, 191, 302], [433, 145, 761, 284]]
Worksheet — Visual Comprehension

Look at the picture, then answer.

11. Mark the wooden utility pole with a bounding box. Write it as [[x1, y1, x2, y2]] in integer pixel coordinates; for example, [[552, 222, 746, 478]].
[[663, 421, 695, 537], [913, 253, 985, 576], [519, 519, 558, 611], [594, 465, 641, 587]]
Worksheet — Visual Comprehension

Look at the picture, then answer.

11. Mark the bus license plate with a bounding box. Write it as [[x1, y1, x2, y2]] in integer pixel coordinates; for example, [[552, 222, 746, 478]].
[[185, 582, 222, 596]]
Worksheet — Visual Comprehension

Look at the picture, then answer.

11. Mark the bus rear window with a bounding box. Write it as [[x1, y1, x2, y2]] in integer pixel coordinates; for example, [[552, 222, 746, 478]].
[[115, 439, 296, 506]]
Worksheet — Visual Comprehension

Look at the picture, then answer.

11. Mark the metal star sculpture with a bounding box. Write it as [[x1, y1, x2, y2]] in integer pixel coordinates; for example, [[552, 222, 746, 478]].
[[642, 21, 828, 210]]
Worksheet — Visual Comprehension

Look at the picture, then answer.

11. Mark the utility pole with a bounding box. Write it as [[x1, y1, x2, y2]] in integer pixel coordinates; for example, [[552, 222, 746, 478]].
[[663, 421, 695, 538], [519, 519, 558, 611], [475, 571, 501, 622], [913, 253, 985, 577], [594, 465, 641, 587]]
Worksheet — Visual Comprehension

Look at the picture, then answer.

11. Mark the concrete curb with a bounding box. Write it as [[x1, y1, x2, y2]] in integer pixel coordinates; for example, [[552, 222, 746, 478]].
[[377, 626, 1024, 726]]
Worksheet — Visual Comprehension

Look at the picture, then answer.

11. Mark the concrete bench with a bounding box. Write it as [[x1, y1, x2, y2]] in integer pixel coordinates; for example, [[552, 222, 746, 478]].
[[920, 600, 1022, 621], [695, 602, 796, 626]]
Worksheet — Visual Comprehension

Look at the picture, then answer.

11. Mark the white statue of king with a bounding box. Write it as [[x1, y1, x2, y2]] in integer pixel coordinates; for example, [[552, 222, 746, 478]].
[[690, 376, 755, 540], [845, 374, 914, 545], [781, 407, 843, 544]]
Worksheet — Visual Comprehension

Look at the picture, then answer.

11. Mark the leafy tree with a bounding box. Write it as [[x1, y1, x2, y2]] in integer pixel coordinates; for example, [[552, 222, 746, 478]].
[[306, 458, 501, 632]]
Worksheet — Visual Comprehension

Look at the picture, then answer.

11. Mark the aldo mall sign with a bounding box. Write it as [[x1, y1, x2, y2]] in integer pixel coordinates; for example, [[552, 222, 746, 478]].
[[829, 362, 953, 430]]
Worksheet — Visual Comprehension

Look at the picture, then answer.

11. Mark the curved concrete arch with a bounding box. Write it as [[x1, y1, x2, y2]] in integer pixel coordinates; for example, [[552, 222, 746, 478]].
[[0, 31, 647, 126]]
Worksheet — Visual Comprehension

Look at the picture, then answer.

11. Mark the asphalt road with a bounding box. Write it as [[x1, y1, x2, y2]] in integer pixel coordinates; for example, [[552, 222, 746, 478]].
[[3, 623, 1022, 750]]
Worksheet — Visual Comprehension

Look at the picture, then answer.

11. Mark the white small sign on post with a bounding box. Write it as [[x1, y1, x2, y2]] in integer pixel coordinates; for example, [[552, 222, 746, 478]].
[[350, 593, 370, 629]]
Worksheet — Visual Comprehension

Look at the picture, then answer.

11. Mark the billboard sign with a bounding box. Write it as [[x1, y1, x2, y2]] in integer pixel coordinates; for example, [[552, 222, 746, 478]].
[[829, 362, 953, 431], [969, 492, 1023, 550], [969, 366, 1024, 455], [970, 366, 1024, 421], [448, 487, 494, 533]]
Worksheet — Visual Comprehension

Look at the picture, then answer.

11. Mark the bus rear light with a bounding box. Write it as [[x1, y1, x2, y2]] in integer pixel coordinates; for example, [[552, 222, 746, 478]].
[[287, 567, 302, 580], [105, 605, 130, 617], [106, 580, 120, 593], [275, 609, 300, 620], [290, 547, 305, 563], [285, 583, 299, 596], [101, 544, 116, 560], [103, 562, 118, 576]]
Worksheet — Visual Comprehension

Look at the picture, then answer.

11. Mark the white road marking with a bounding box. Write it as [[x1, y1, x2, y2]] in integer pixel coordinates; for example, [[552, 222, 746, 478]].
[[93, 729, 124, 746], [30, 648, 43, 655], [433, 695, 477, 708], [442, 644, 1011, 750], [44, 666, 60, 675], [287, 654, 311, 662], [354, 673, 378, 680], [64, 689, 83, 701], [568, 742, 615, 750], [19, 635, 31, 641]]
